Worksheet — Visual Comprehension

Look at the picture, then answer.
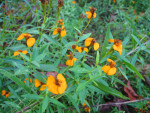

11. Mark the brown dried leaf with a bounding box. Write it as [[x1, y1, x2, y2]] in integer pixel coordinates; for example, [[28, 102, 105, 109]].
[[124, 81, 138, 100]]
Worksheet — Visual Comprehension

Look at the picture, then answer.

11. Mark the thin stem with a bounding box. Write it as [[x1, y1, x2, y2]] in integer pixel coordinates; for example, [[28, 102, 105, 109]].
[[58, 37, 63, 69], [28, 47, 32, 75], [33, 0, 39, 27]]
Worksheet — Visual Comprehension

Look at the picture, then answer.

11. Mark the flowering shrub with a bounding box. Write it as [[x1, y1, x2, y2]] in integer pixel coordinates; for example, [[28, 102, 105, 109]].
[[0, 0, 150, 112]]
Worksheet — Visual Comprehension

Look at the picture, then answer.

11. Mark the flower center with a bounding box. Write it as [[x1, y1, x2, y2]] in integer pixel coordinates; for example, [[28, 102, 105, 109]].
[[55, 79, 62, 86], [109, 62, 116, 68], [114, 39, 121, 46], [91, 39, 96, 45], [68, 55, 73, 60]]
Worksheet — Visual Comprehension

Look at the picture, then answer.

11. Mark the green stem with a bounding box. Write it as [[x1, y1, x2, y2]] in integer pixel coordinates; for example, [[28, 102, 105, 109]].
[[33, 0, 39, 28], [47, 0, 53, 18], [28, 47, 32, 74], [58, 37, 63, 69]]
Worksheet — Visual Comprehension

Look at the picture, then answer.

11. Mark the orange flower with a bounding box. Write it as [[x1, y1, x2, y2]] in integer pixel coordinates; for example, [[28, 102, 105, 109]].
[[132, 1, 135, 4], [85, 7, 97, 19], [83, 103, 90, 112], [46, 74, 67, 94], [84, 38, 99, 51], [102, 58, 117, 75], [58, 0, 64, 8], [58, 19, 64, 25], [34, 79, 46, 91], [14, 50, 27, 56], [76, 46, 88, 53], [17, 33, 36, 47], [24, 78, 32, 84], [2, 90, 10, 98], [109, 39, 122, 55], [66, 55, 77, 66], [72, 1, 76, 4], [53, 26, 66, 37], [113, 0, 116, 3]]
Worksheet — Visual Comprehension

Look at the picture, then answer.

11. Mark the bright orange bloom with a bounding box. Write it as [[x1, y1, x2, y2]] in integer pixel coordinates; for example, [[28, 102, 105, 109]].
[[2, 90, 10, 98], [53, 26, 66, 37], [34, 79, 46, 91], [14, 50, 27, 56], [83, 103, 90, 112], [109, 39, 122, 55], [58, 19, 64, 25], [17, 33, 35, 47], [102, 58, 117, 75], [113, 0, 116, 3], [66, 55, 77, 66], [85, 38, 99, 51], [72, 1, 76, 4], [132, 1, 135, 4], [85, 7, 96, 19], [76, 46, 88, 53], [47, 74, 67, 94]]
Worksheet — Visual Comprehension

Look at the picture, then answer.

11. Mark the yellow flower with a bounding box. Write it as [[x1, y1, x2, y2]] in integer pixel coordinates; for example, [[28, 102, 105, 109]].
[[17, 33, 36, 47], [109, 39, 122, 55], [2, 90, 10, 98], [34, 79, 46, 91], [46, 74, 67, 94], [66, 55, 77, 66], [53, 26, 66, 37], [76, 46, 88, 53], [102, 58, 117, 75], [14, 50, 27, 56], [83, 103, 90, 112], [72, 1, 76, 4], [85, 7, 97, 19], [84, 38, 99, 51], [58, 19, 64, 25]]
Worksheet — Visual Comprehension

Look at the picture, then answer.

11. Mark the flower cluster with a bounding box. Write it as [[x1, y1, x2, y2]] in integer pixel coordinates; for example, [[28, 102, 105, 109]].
[[34, 74, 67, 94], [83, 103, 90, 112], [2, 90, 10, 98], [85, 7, 97, 20]]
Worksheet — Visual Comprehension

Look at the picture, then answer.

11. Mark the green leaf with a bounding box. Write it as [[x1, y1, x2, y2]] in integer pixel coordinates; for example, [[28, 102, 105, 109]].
[[131, 34, 141, 46], [0, 69, 31, 93], [101, 25, 112, 58], [122, 59, 144, 80], [8, 86, 22, 102], [49, 98, 66, 108], [42, 95, 49, 113], [19, 52, 30, 61], [76, 81, 89, 92], [118, 67, 128, 80], [74, 27, 81, 34], [22, 94, 43, 100], [93, 81, 129, 99], [79, 33, 91, 42], [4, 101, 22, 111], [69, 67, 89, 73], [96, 51, 99, 65]]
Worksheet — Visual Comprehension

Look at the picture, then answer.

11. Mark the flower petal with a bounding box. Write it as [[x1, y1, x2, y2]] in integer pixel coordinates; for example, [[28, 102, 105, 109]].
[[93, 42, 99, 51], [22, 50, 28, 55], [107, 58, 116, 66], [34, 79, 41, 87], [60, 30, 66, 37], [14, 51, 19, 56], [102, 65, 111, 73], [40, 84, 47, 91], [113, 44, 122, 55], [93, 13, 96, 19], [66, 60, 73, 66], [57, 74, 67, 94], [53, 29, 58, 35], [5, 92, 10, 98], [27, 38, 35, 47], [85, 11, 92, 19], [84, 47, 88, 52], [2, 90, 6, 95], [108, 39, 115, 43], [107, 67, 117, 75], [85, 38, 93, 46]]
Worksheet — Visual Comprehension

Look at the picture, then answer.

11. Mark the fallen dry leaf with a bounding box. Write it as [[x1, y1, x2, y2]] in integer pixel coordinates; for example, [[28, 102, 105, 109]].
[[124, 81, 139, 100]]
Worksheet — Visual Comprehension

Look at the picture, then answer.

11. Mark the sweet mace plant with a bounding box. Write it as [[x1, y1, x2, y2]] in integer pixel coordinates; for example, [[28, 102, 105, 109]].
[[0, 0, 150, 112]]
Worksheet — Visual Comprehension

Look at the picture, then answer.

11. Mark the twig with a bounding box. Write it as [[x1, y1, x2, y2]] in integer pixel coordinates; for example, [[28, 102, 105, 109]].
[[54, 98, 150, 112], [16, 102, 38, 113], [127, 40, 150, 56]]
